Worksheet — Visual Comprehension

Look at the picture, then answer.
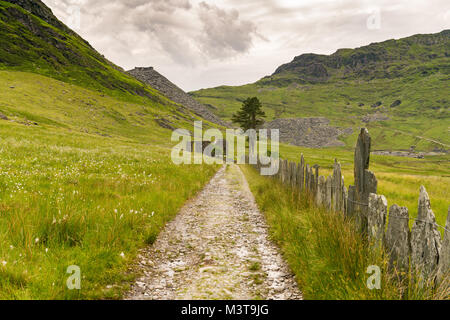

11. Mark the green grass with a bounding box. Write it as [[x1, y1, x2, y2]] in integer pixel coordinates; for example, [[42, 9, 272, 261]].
[[0, 71, 219, 299], [277, 143, 449, 233], [241, 165, 448, 300]]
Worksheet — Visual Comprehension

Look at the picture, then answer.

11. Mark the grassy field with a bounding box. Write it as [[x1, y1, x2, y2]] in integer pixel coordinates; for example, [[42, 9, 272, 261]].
[[192, 74, 449, 152], [277, 142, 449, 234], [0, 71, 218, 299], [241, 165, 448, 300]]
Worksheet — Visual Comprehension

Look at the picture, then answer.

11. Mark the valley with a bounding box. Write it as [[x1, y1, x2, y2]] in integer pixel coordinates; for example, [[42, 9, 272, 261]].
[[0, 0, 448, 301]]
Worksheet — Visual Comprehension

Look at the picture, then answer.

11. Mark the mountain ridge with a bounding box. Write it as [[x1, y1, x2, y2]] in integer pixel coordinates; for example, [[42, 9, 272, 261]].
[[0, 0, 178, 107], [191, 29, 449, 151], [262, 29, 449, 86]]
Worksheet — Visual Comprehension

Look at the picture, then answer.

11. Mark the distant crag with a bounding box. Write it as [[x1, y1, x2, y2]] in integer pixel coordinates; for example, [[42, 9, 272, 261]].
[[128, 67, 227, 127], [3, 0, 70, 32], [264, 118, 353, 148], [266, 30, 450, 86]]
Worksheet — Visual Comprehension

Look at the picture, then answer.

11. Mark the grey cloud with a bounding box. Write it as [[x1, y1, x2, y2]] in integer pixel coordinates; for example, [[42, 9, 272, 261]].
[[197, 2, 260, 59], [44, 0, 259, 65], [41, 0, 450, 91]]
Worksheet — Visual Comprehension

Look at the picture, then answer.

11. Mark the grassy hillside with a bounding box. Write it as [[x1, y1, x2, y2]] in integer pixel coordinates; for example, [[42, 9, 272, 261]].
[[0, 0, 175, 105], [0, 0, 221, 299], [0, 70, 218, 299], [192, 31, 449, 152]]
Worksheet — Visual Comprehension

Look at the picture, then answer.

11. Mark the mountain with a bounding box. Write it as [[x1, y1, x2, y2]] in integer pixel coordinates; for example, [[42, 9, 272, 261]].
[[0, 0, 174, 105], [128, 67, 227, 126], [264, 30, 449, 86], [191, 30, 450, 152], [0, 0, 224, 140]]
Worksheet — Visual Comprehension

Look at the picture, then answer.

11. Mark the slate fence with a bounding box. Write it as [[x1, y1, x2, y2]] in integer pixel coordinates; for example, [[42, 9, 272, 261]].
[[251, 128, 449, 288]]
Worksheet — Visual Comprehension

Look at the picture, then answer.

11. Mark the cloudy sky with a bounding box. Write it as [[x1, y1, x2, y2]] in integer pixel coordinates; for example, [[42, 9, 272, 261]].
[[42, 0, 450, 91]]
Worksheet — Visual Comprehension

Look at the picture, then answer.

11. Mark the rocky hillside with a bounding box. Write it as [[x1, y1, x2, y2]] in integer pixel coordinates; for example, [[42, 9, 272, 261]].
[[0, 0, 180, 106], [264, 118, 353, 148], [128, 67, 227, 127], [264, 30, 449, 86], [192, 30, 450, 152]]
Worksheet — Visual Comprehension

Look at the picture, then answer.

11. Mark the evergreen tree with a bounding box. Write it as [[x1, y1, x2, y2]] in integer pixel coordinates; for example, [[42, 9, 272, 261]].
[[232, 97, 266, 131]]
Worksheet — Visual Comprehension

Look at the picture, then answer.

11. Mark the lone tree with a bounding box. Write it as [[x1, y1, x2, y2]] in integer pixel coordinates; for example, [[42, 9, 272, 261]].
[[232, 97, 266, 131]]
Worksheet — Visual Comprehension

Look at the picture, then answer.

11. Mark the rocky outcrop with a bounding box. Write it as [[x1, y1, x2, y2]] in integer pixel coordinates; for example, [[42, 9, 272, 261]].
[[264, 118, 353, 148], [268, 30, 449, 85], [4, 0, 72, 34], [128, 67, 227, 127], [362, 113, 390, 123]]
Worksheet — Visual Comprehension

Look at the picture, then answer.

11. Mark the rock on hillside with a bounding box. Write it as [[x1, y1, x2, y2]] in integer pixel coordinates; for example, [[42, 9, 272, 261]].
[[128, 67, 227, 127], [4, 0, 69, 32], [263, 30, 450, 85], [264, 118, 353, 148]]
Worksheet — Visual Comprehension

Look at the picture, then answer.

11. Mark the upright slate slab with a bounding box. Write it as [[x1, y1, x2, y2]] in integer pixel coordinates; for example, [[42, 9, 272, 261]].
[[368, 193, 387, 249], [296, 161, 302, 191], [332, 160, 343, 213], [290, 162, 297, 188], [342, 184, 348, 216], [280, 159, 284, 182], [309, 166, 315, 196], [436, 206, 450, 285], [284, 160, 289, 185], [282, 159, 288, 183], [299, 154, 305, 191], [288, 160, 292, 185], [316, 176, 326, 207], [325, 176, 332, 210], [284, 160, 291, 185], [354, 128, 371, 195], [313, 165, 319, 197], [411, 186, 442, 283], [305, 164, 310, 193], [385, 205, 410, 273], [285, 161, 290, 185], [347, 185, 356, 219], [353, 129, 377, 231]]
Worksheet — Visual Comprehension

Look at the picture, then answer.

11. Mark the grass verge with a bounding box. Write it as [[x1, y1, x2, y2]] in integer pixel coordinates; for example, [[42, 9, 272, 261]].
[[241, 165, 447, 300]]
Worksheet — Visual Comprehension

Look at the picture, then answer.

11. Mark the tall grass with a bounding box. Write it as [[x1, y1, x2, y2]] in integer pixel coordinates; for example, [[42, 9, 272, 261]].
[[241, 165, 447, 300], [0, 71, 220, 299], [0, 124, 218, 299]]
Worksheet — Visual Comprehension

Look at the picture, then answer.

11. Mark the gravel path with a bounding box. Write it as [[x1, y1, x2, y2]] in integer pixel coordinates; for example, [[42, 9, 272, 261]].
[[125, 164, 302, 300]]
